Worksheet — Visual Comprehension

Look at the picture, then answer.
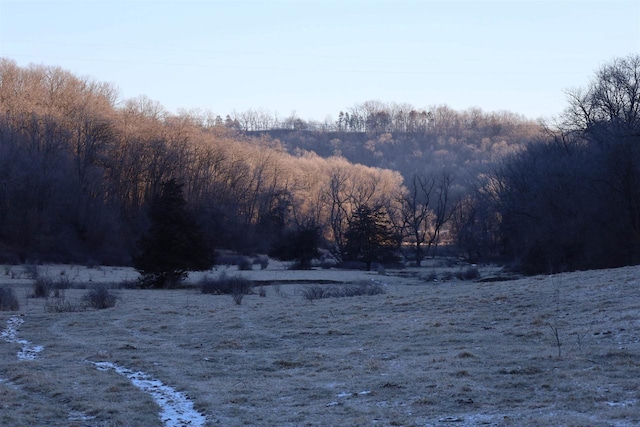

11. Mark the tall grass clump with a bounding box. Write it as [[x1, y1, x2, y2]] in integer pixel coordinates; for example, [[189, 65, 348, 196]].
[[303, 281, 386, 301], [200, 273, 253, 295], [0, 287, 19, 311], [30, 278, 53, 298], [82, 285, 119, 309]]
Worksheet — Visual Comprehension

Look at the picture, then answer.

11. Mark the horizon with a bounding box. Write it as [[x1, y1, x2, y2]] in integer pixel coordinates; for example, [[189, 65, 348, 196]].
[[1, 0, 639, 122]]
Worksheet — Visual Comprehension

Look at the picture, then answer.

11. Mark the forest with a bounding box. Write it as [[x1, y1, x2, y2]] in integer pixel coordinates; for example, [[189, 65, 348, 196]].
[[0, 54, 638, 275]]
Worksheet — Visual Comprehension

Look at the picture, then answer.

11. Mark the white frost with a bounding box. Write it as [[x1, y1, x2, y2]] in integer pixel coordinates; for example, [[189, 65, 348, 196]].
[[1, 316, 44, 360], [92, 361, 206, 427]]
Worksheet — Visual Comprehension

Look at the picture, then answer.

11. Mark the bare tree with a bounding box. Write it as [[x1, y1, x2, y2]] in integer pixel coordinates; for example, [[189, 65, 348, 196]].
[[398, 172, 458, 266]]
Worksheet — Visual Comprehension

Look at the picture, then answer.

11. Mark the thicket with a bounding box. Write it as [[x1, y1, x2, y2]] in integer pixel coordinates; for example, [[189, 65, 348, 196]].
[[459, 55, 640, 273]]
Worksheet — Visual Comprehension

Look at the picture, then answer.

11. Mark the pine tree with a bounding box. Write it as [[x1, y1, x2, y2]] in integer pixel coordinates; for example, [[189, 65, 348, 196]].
[[134, 179, 213, 288], [343, 205, 400, 270]]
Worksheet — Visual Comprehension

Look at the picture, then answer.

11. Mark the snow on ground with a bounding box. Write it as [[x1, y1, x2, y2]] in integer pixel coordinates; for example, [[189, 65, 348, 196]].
[[92, 361, 207, 427], [1, 316, 43, 360]]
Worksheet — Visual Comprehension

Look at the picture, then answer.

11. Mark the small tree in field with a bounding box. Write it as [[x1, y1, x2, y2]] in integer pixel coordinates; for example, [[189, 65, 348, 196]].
[[343, 205, 400, 270], [134, 179, 213, 288]]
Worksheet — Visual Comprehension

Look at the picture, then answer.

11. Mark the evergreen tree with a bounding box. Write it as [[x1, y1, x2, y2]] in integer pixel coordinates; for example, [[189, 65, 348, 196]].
[[343, 205, 400, 270], [134, 179, 213, 287]]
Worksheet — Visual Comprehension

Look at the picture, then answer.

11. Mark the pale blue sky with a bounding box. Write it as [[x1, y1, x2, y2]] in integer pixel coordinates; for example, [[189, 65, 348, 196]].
[[1, 0, 638, 122]]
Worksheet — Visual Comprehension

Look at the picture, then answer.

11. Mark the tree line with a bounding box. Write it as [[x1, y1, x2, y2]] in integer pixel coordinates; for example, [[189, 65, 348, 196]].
[[1, 55, 638, 275]]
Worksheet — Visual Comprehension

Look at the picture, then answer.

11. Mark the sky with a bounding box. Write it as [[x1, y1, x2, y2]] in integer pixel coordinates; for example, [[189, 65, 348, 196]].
[[0, 0, 639, 122]]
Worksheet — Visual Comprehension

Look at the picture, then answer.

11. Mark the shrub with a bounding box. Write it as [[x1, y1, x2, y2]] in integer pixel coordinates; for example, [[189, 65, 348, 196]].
[[302, 281, 386, 301], [237, 257, 253, 271], [82, 285, 119, 309], [24, 264, 39, 280], [30, 277, 72, 298], [254, 255, 269, 270], [456, 266, 480, 281], [301, 285, 327, 301], [30, 278, 53, 298], [258, 287, 267, 297], [423, 271, 438, 282], [231, 291, 244, 305], [200, 273, 253, 295], [0, 287, 19, 311]]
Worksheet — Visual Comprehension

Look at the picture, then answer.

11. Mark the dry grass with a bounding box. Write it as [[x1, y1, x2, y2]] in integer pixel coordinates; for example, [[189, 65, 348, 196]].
[[1, 262, 640, 426]]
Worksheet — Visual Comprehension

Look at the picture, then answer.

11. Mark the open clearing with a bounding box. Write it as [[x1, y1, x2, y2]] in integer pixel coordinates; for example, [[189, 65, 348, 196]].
[[1, 262, 640, 426]]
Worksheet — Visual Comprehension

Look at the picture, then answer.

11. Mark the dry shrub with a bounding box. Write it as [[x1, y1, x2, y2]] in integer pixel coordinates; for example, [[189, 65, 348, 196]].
[[30, 278, 53, 298], [0, 287, 19, 311], [456, 266, 480, 281], [231, 292, 244, 305], [30, 277, 70, 298], [200, 273, 253, 296], [82, 285, 119, 309], [302, 285, 327, 301], [303, 281, 386, 301]]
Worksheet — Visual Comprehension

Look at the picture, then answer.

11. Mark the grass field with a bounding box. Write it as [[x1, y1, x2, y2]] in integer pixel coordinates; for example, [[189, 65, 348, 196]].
[[1, 261, 640, 426]]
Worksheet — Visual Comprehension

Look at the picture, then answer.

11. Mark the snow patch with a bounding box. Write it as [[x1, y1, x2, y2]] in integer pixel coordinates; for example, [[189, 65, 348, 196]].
[[68, 410, 96, 422], [607, 399, 637, 408], [91, 361, 206, 427], [1, 316, 44, 360]]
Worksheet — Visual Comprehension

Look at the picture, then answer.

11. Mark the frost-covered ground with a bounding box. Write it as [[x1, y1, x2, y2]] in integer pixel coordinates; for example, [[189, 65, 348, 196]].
[[1, 262, 640, 426]]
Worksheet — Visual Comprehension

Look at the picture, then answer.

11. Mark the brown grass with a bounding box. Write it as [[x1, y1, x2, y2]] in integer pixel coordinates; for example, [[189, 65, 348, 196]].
[[0, 262, 640, 425]]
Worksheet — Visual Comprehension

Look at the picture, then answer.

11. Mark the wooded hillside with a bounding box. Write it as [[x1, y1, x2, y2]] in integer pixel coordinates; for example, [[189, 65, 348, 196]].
[[1, 55, 638, 274]]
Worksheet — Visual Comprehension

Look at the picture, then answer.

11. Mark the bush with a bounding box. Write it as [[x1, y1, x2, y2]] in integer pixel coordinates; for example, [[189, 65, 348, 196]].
[[422, 271, 438, 282], [200, 273, 253, 295], [30, 278, 53, 298], [237, 257, 253, 271], [0, 287, 19, 311], [456, 266, 480, 281], [82, 285, 119, 309], [254, 255, 269, 270], [301, 285, 328, 301], [30, 277, 72, 298], [231, 291, 244, 305], [302, 281, 386, 301]]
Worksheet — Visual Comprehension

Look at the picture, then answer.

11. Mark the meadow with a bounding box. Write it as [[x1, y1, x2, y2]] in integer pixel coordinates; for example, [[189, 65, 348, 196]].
[[1, 261, 639, 426]]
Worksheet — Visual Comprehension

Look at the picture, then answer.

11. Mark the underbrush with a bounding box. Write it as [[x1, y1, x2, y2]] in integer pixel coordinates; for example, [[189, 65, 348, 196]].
[[302, 281, 386, 301]]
